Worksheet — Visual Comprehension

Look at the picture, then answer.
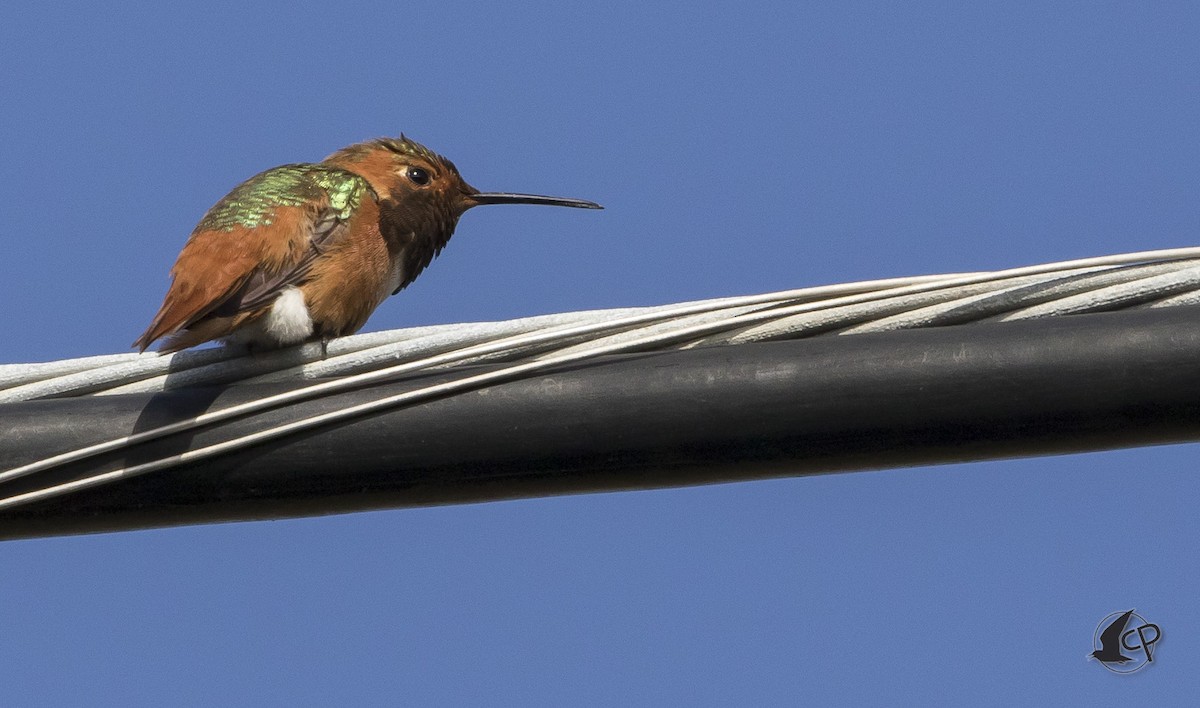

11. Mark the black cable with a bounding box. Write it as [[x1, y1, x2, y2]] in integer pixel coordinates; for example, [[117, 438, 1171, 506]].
[[1, 305, 1199, 540]]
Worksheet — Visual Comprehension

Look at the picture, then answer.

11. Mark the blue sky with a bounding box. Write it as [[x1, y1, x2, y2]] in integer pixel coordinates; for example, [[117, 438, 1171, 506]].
[[1, 2, 1198, 704]]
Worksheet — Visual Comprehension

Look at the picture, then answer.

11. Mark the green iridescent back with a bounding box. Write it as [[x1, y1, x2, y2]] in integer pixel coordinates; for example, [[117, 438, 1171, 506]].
[[195, 164, 369, 232]]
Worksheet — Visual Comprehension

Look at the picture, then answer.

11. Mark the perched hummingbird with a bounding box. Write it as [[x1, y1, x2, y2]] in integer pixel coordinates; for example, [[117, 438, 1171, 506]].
[[134, 135, 601, 353]]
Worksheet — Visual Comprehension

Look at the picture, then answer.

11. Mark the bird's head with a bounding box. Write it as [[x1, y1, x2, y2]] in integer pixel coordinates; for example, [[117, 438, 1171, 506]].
[[323, 135, 601, 234]]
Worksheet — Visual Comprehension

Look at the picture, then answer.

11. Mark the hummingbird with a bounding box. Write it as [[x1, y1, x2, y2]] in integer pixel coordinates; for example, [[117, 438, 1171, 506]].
[[133, 135, 601, 353]]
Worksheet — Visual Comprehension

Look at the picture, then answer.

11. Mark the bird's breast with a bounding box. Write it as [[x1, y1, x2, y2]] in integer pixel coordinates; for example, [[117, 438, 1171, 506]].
[[299, 220, 397, 337], [380, 248, 408, 301]]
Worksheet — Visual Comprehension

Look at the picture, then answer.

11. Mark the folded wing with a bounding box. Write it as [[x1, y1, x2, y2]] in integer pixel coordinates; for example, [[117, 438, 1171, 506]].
[[134, 165, 371, 351]]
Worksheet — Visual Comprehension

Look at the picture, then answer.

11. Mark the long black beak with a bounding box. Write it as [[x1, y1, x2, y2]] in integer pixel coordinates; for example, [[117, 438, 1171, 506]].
[[472, 192, 603, 209]]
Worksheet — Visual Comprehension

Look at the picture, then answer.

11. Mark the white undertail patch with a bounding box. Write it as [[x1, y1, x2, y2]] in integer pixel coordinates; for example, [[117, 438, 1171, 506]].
[[262, 287, 314, 345]]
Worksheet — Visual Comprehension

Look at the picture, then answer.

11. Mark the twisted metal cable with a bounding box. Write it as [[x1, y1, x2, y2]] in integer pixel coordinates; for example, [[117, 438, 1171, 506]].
[[4, 246, 1200, 511]]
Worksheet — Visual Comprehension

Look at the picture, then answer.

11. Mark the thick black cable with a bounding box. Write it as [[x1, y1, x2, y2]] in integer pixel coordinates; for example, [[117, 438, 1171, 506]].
[[1, 305, 1199, 540]]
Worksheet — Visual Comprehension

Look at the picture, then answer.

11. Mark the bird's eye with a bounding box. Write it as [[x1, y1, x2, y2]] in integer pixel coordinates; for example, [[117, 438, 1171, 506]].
[[406, 166, 431, 185]]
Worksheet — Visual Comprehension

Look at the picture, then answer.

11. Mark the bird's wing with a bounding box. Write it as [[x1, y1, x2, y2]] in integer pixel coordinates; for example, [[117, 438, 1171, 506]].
[[134, 165, 372, 351], [1099, 610, 1134, 647]]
